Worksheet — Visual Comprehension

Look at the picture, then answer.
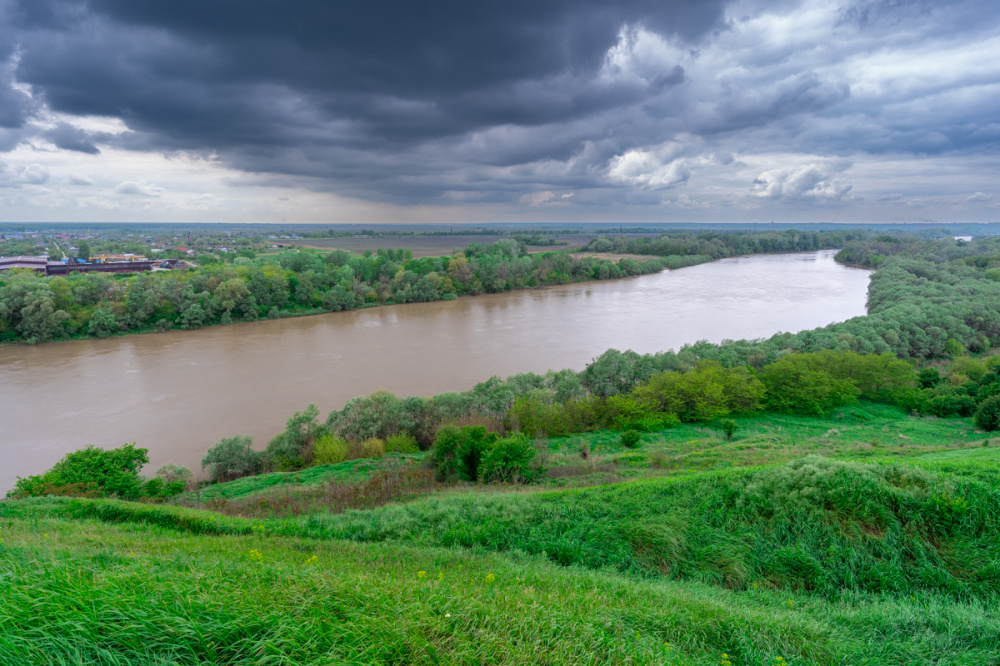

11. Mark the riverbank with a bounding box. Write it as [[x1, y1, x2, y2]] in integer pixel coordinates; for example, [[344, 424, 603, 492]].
[[0, 251, 871, 493]]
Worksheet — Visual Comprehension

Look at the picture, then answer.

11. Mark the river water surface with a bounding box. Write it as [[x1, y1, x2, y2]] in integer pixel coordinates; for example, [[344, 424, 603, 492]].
[[0, 250, 870, 491]]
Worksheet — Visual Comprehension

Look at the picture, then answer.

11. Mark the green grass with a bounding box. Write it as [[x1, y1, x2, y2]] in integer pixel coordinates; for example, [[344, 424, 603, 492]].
[[186, 403, 985, 504], [178, 455, 412, 502], [543, 403, 985, 479], [4, 403, 999, 664], [2, 503, 999, 665]]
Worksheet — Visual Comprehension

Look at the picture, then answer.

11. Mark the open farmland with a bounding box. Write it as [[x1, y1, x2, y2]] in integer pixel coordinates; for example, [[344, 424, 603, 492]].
[[287, 234, 654, 257]]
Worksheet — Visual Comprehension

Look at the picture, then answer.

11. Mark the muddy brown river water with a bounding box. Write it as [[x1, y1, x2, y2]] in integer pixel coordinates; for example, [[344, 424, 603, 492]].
[[0, 250, 870, 491]]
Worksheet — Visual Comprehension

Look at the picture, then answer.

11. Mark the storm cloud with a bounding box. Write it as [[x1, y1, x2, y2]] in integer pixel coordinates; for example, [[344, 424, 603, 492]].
[[0, 0, 998, 219]]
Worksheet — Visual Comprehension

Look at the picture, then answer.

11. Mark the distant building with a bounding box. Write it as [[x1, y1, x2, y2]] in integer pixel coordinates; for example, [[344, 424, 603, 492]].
[[0, 256, 49, 273], [0, 254, 153, 275]]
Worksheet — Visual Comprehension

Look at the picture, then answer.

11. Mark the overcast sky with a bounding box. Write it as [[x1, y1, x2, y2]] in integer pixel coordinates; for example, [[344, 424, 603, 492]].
[[0, 0, 998, 225]]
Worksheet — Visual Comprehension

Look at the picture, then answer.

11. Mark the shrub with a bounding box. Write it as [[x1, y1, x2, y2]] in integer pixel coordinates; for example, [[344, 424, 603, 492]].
[[385, 432, 419, 454], [266, 404, 329, 468], [760, 356, 859, 415], [974, 396, 1000, 431], [312, 435, 348, 465], [719, 419, 738, 441], [925, 389, 977, 417], [432, 425, 497, 482], [155, 463, 193, 485], [479, 434, 539, 483], [328, 390, 415, 442], [918, 367, 942, 389], [8, 443, 150, 500], [633, 361, 764, 422], [620, 430, 642, 448], [87, 307, 119, 337], [357, 438, 386, 459], [202, 435, 265, 483]]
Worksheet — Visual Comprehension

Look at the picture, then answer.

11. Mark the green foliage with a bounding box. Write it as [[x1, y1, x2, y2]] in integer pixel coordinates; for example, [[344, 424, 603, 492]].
[[385, 432, 419, 454], [202, 435, 265, 483], [265, 404, 328, 468], [478, 433, 540, 483], [619, 429, 642, 448], [634, 361, 765, 422], [155, 464, 192, 485], [328, 390, 414, 442], [581, 349, 655, 397], [431, 425, 497, 482], [918, 367, 942, 388], [87, 307, 119, 337], [7, 443, 151, 500], [311, 435, 348, 465], [720, 419, 738, 441], [974, 396, 1000, 431], [760, 355, 860, 415]]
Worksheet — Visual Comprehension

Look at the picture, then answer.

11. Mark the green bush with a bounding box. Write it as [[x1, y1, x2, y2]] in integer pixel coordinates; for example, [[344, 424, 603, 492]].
[[7, 443, 153, 500], [202, 435, 265, 483], [385, 432, 419, 454], [918, 367, 942, 389], [479, 434, 539, 483], [155, 464, 192, 485], [620, 430, 642, 448], [974, 395, 1000, 431], [432, 425, 497, 482], [312, 435, 348, 465], [925, 389, 977, 417], [633, 361, 764, 422], [266, 404, 329, 468], [328, 390, 415, 442], [760, 356, 859, 415]]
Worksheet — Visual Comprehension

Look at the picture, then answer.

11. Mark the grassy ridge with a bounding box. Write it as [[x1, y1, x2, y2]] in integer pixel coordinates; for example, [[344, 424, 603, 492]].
[[2, 506, 999, 665], [280, 457, 1000, 600]]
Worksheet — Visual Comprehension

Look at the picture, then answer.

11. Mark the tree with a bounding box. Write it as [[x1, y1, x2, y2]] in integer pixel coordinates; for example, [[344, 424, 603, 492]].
[[266, 404, 328, 467], [760, 355, 860, 415], [973, 396, 1000, 431], [202, 435, 264, 483], [432, 425, 497, 482], [479, 433, 539, 483], [328, 390, 414, 442], [87, 307, 119, 337], [76, 240, 91, 261], [581, 349, 656, 398]]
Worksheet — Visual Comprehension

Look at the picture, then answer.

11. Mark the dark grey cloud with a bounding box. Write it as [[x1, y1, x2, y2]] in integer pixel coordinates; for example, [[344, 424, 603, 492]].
[[43, 122, 102, 154], [1, 0, 999, 208]]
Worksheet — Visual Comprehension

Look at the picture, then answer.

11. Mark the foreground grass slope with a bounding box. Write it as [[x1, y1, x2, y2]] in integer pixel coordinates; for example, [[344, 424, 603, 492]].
[[2, 499, 999, 665], [280, 457, 1000, 600]]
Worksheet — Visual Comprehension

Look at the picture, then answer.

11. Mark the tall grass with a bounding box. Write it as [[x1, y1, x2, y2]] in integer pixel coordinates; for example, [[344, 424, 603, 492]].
[[2, 508, 999, 665], [283, 456, 1000, 601]]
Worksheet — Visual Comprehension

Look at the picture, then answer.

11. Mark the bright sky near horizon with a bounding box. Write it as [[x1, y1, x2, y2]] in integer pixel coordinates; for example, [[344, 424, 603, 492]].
[[0, 0, 998, 225]]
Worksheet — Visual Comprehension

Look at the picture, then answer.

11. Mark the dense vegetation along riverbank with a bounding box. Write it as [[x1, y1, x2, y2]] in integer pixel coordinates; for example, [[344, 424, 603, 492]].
[[0, 228, 863, 344]]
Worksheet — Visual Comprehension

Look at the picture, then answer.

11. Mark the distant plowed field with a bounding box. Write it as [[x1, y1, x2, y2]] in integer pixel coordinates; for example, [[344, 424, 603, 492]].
[[287, 234, 592, 257]]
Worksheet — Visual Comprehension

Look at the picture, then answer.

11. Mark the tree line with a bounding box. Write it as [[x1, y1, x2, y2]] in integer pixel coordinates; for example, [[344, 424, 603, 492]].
[[580, 228, 869, 259], [0, 240, 671, 344]]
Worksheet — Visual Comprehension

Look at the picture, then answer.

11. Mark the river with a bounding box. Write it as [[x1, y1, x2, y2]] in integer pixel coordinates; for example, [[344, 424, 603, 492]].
[[0, 250, 869, 492]]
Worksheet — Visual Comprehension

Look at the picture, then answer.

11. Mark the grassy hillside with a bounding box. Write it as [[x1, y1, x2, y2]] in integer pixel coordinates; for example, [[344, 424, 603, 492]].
[[170, 403, 987, 512], [4, 403, 999, 664], [3, 496, 1000, 665]]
